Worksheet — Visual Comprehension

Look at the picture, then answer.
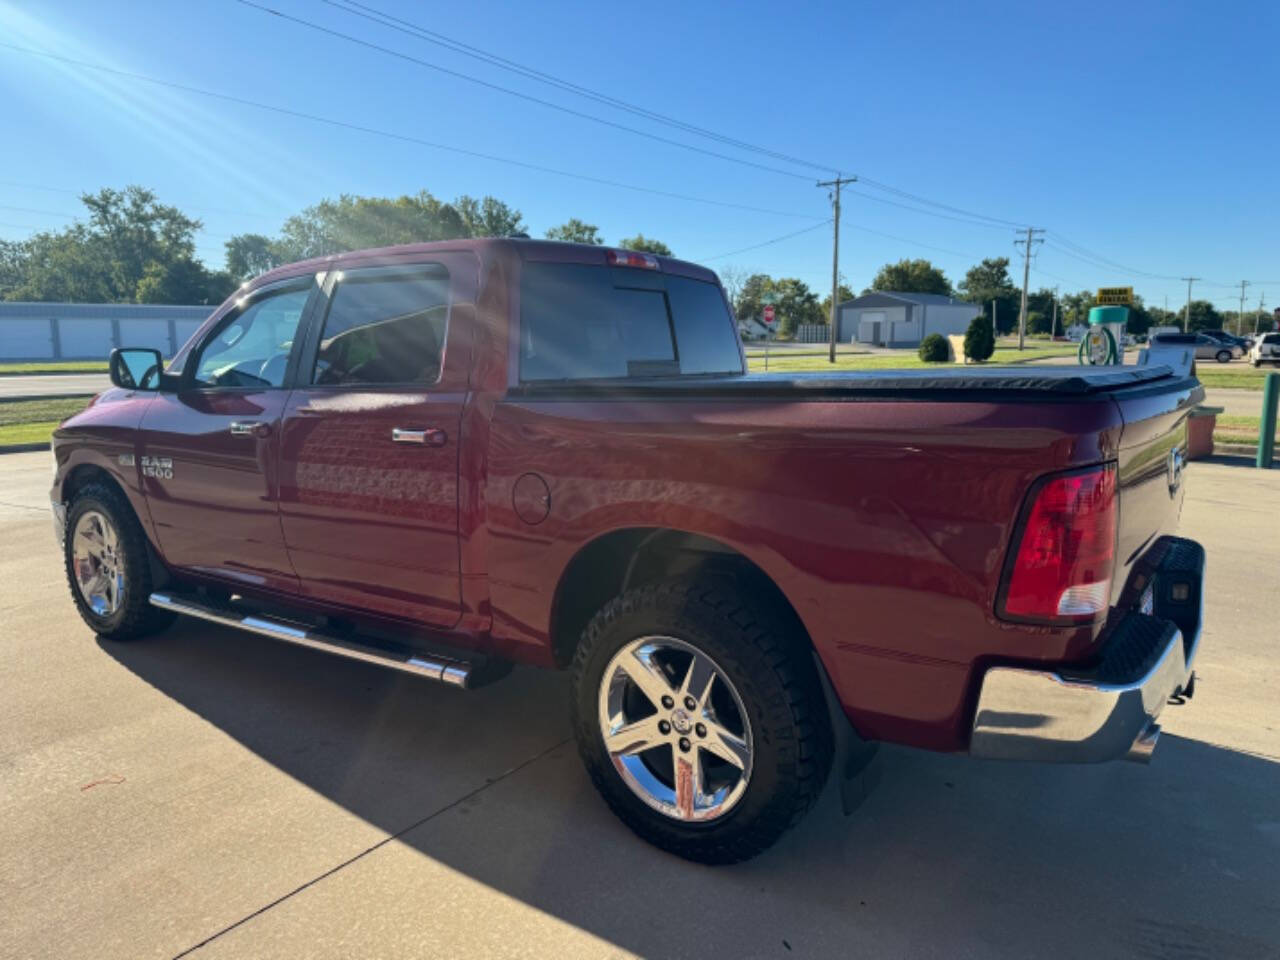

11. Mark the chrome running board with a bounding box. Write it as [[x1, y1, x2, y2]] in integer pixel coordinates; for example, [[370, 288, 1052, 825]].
[[149, 591, 472, 688]]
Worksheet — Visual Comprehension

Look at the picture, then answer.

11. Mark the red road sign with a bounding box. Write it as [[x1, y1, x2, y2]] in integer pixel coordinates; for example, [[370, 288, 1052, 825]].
[[763, 305, 776, 325]]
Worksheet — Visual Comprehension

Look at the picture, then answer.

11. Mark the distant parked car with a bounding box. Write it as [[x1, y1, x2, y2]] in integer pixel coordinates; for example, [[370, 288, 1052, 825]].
[[1250, 331, 1280, 366], [1150, 332, 1242, 363], [1201, 330, 1253, 351]]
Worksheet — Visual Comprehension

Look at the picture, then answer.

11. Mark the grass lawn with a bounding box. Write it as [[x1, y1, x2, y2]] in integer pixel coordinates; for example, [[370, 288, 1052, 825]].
[[0, 396, 90, 448], [1212, 414, 1278, 449], [1196, 364, 1280, 391], [0, 360, 109, 375]]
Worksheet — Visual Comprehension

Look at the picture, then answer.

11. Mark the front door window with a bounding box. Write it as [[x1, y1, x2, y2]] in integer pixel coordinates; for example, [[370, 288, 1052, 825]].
[[193, 287, 310, 389]]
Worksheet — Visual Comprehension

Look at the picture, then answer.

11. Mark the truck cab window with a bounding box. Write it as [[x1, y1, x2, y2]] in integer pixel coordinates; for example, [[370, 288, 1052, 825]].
[[192, 287, 310, 388], [312, 267, 450, 386]]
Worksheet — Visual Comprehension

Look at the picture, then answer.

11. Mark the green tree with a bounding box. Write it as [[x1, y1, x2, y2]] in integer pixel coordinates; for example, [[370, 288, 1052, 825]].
[[1060, 290, 1097, 331], [1026, 310, 1050, 335], [1185, 300, 1224, 332], [619, 234, 672, 256], [454, 195, 525, 237], [963, 313, 995, 361], [770, 277, 823, 336], [0, 240, 23, 298], [732, 272, 774, 322], [871, 258, 951, 295], [918, 333, 950, 362], [958, 257, 1019, 334], [818, 283, 857, 321], [2, 185, 204, 303], [545, 218, 603, 245], [272, 191, 472, 260], [136, 258, 236, 305], [224, 233, 284, 281]]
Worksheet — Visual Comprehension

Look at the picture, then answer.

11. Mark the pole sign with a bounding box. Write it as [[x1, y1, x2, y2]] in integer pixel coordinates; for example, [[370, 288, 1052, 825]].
[[762, 305, 776, 326], [1096, 286, 1134, 305]]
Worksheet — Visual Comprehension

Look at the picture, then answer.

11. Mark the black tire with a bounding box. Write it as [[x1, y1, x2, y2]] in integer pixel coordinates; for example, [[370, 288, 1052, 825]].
[[570, 575, 833, 864], [64, 482, 175, 641], [1216, 349, 1232, 363]]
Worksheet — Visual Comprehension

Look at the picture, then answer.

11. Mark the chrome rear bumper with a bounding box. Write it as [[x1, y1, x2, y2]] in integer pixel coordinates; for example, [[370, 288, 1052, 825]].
[[970, 536, 1203, 764]]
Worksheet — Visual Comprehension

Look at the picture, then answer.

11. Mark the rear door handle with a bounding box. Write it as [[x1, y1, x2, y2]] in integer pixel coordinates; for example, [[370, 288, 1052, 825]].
[[392, 427, 447, 447], [230, 421, 269, 437]]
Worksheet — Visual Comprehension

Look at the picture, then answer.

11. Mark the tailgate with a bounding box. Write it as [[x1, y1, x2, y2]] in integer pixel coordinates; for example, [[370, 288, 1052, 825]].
[[1111, 376, 1203, 599]]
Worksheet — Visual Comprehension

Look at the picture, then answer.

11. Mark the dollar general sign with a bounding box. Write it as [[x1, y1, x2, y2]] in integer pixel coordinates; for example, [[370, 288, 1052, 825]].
[[1096, 287, 1134, 305]]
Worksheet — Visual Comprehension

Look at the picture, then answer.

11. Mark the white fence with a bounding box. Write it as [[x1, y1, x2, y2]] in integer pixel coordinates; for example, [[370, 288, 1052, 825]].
[[794, 323, 831, 343], [0, 303, 213, 361]]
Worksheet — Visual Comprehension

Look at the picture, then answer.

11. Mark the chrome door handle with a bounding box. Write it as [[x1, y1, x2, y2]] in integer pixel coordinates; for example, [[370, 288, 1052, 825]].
[[230, 421, 267, 437], [392, 427, 447, 447]]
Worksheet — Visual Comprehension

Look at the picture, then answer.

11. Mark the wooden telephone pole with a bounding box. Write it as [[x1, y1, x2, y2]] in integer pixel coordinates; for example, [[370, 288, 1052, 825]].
[[1013, 227, 1045, 349], [817, 176, 856, 363]]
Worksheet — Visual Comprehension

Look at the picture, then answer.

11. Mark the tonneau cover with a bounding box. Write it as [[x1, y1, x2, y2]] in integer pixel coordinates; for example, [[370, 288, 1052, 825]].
[[512, 363, 1183, 399]]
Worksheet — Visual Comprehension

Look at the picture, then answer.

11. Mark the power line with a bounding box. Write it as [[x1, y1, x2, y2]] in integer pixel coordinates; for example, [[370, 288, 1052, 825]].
[[244, 1, 1034, 231], [844, 188, 1018, 231], [320, 0, 838, 178], [698, 220, 831, 262], [0, 179, 286, 223], [318, 0, 1032, 231], [233, 0, 815, 183], [0, 41, 822, 223]]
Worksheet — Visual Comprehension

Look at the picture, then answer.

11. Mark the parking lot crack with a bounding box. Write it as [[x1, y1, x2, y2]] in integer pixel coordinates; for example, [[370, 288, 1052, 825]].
[[168, 737, 571, 959]]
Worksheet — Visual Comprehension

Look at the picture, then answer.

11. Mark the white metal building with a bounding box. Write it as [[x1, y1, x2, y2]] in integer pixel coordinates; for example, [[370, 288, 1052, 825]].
[[0, 302, 212, 361], [836, 292, 981, 348]]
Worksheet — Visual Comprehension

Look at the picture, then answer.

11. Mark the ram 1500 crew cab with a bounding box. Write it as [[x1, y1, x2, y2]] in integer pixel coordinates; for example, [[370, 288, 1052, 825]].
[[51, 239, 1205, 863]]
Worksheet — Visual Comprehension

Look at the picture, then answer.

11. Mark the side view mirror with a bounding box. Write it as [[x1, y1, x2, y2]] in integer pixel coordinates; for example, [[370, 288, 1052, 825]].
[[109, 348, 165, 391]]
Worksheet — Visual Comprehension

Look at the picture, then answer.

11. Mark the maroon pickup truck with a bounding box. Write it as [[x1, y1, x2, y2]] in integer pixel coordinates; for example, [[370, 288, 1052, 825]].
[[51, 238, 1205, 863]]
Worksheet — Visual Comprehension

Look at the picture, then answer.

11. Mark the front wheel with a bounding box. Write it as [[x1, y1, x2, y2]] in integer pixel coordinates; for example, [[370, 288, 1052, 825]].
[[64, 482, 175, 641], [1216, 350, 1232, 363], [571, 576, 833, 864]]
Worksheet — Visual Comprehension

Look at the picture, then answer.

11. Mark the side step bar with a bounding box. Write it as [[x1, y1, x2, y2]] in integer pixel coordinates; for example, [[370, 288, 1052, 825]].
[[149, 591, 472, 688]]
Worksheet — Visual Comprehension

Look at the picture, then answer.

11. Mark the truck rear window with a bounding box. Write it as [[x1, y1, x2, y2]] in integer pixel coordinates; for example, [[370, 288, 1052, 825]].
[[519, 263, 742, 381]]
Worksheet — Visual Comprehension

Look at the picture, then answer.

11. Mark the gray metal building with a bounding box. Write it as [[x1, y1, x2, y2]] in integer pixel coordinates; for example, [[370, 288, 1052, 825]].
[[0, 302, 213, 361], [836, 292, 981, 348]]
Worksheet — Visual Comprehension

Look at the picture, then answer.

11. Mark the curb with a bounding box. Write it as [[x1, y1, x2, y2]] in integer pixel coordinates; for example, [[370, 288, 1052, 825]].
[[0, 442, 51, 454], [0, 393, 95, 404]]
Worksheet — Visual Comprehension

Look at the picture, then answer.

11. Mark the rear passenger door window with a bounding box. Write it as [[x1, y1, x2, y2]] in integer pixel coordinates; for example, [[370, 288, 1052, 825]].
[[520, 263, 742, 381], [311, 266, 449, 386]]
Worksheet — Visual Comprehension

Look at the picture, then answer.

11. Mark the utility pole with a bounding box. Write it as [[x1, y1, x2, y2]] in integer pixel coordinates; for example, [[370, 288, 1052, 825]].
[[1180, 277, 1200, 331], [1257, 293, 1267, 336], [1013, 227, 1045, 349], [1238, 280, 1251, 336], [992, 298, 997, 336], [817, 175, 856, 363], [1051, 286, 1060, 338]]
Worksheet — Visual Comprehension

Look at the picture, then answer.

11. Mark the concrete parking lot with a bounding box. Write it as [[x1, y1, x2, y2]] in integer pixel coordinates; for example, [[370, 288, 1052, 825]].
[[1, 449, 1277, 960]]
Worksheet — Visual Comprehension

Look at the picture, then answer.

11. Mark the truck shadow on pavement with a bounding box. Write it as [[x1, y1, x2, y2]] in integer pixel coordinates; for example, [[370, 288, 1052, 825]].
[[101, 622, 1280, 959]]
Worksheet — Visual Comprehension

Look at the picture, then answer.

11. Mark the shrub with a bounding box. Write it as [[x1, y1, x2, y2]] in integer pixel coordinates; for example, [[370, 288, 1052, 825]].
[[963, 314, 995, 362], [918, 333, 949, 362]]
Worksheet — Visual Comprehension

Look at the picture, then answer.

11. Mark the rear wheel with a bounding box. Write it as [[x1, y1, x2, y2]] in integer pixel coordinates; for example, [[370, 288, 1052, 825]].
[[1216, 349, 1232, 363], [64, 483, 175, 641], [571, 576, 833, 864]]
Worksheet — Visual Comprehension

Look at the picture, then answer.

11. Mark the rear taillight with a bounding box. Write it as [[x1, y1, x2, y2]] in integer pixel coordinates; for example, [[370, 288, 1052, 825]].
[[1000, 463, 1117, 622], [606, 249, 660, 270]]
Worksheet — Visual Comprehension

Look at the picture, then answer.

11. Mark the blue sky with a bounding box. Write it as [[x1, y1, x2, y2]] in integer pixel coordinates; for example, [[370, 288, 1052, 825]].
[[0, 0, 1276, 313]]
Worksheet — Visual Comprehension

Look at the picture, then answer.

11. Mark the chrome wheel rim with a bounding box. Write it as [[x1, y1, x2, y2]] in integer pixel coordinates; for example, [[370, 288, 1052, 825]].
[[598, 636, 753, 823], [72, 510, 124, 617]]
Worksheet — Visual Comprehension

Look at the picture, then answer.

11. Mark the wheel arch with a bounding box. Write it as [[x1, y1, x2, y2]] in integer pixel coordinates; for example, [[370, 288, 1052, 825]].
[[548, 526, 813, 669], [61, 462, 170, 587]]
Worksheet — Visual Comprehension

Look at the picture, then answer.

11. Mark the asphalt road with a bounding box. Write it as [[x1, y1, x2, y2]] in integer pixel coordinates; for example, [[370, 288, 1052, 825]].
[[1, 451, 1278, 959], [0, 373, 110, 398]]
